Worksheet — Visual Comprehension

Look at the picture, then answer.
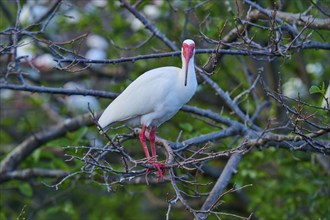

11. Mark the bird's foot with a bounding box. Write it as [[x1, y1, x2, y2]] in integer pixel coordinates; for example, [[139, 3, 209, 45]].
[[147, 161, 166, 179]]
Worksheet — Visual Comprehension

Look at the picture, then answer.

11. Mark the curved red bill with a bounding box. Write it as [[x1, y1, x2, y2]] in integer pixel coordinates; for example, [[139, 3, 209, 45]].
[[182, 43, 195, 86]]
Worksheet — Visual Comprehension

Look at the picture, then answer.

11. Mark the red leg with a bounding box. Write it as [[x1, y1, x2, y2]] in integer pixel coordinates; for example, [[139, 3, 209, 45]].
[[149, 126, 157, 162], [139, 125, 150, 160], [139, 125, 166, 179], [149, 126, 166, 179]]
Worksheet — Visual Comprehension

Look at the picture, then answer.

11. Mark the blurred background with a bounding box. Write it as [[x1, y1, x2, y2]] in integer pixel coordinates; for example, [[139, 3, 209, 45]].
[[0, 0, 329, 219]]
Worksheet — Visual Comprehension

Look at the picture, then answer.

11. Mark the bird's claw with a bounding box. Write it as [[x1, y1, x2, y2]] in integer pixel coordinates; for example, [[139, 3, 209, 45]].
[[146, 162, 166, 179]]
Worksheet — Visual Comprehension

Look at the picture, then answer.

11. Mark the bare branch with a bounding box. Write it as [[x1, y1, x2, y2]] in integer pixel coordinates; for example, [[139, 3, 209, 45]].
[[0, 113, 97, 173], [0, 168, 69, 183], [198, 153, 243, 219], [197, 69, 260, 130], [119, 0, 178, 51], [249, 9, 330, 30]]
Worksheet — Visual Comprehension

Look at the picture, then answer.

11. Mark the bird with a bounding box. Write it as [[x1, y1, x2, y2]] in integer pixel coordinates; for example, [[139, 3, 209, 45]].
[[98, 39, 197, 178]]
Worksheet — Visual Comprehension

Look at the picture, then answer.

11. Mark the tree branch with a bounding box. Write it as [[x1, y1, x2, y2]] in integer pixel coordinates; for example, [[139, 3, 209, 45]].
[[53, 48, 290, 66], [197, 70, 260, 131], [119, 0, 178, 51], [243, 0, 299, 37], [0, 83, 118, 99], [248, 9, 330, 30], [0, 113, 97, 173], [0, 168, 69, 183], [198, 153, 243, 219]]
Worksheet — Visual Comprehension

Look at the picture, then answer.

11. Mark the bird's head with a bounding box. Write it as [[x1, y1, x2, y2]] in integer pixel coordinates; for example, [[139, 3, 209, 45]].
[[182, 39, 195, 86]]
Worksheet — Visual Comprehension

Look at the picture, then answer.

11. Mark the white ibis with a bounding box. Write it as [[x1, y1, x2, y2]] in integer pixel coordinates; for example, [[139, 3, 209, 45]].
[[98, 39, 197, 178]]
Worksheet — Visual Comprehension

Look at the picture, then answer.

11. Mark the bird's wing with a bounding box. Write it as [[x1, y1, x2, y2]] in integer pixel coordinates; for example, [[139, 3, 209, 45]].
[[98, 66, 180, 129]]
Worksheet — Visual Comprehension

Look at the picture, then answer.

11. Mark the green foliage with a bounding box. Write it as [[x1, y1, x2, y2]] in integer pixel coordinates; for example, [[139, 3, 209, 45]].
[[1, 0, 329, 220], [309, 82, 326, 95], [18, 183, 33, 197], [234, 149, 330, 220]]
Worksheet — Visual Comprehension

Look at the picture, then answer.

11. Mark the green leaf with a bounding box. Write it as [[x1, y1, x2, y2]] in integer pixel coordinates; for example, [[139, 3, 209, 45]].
[[309, 85, 321, 94], [321, 81, 325, 93], [32, 149, 41, 163], [0, 212, 7, 220], [68, 127, 88, 146], [18, 183, 33, 197], [63, 202, 74, 214], [179, 123, 193, 132]]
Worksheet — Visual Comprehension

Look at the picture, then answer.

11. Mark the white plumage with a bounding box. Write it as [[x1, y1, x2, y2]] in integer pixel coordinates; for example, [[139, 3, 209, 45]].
[[98, 39, 197, 178]]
